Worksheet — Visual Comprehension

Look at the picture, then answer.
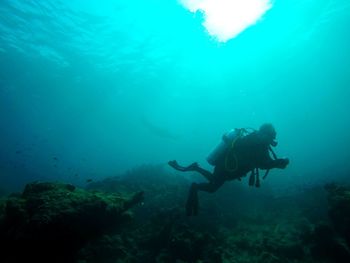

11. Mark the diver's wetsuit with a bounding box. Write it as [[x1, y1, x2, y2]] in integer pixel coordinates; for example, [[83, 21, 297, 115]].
[[169, 131, 288, 216]]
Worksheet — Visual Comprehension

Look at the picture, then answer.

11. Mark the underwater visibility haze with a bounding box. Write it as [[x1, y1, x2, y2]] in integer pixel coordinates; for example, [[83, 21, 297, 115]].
[[1, 0, 350, 262], [1, 0, 350, 192]]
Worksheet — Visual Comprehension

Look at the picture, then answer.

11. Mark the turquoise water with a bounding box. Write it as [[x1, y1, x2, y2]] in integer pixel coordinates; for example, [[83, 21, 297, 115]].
[[0, 0, 349, 192]]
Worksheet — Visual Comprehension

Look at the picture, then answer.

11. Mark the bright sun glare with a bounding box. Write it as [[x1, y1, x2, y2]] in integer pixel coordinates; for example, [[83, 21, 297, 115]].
[[180, 0, 273, 42]]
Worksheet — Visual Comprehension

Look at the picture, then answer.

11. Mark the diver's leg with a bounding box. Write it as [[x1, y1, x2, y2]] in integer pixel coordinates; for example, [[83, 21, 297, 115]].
[[168, 160, 213, 181], [196, 167, 226, 193], [192, 166, 213, 181], [186, 176, 225, 216], [196, 176, 225, 193]]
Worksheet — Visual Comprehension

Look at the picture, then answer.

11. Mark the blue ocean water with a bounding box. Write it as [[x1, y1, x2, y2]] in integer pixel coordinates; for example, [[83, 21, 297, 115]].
[[0, 0, 349, 193]]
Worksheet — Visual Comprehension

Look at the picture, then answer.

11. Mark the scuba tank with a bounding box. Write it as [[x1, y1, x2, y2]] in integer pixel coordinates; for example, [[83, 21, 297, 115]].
[[206, 129, 241, 166]]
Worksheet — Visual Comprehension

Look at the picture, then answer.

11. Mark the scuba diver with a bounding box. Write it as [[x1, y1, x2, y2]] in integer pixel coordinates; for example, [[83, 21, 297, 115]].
[[168, 123, 290, 216]]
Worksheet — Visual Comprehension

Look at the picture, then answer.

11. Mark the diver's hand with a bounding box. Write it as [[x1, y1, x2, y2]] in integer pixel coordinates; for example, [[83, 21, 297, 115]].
[[276, 158, 289, 169]]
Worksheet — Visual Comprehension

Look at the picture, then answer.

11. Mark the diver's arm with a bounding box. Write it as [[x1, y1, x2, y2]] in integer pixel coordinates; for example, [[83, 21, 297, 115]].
[[257, 148, 289, 169], [260, 158, 289, 169]]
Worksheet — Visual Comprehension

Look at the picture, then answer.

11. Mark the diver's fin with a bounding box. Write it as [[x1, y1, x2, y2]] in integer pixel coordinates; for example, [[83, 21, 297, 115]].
[[249, 171, 255, 186], [186, 199, 193, 216], [168, 160, 198, 172], [168, 160, 186, 171], [186, 183, 199, 216]]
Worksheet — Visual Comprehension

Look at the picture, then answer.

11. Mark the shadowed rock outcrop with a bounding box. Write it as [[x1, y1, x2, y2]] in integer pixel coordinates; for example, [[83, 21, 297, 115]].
[[325, 183, 350, 246], [0, 182, 143, 263]]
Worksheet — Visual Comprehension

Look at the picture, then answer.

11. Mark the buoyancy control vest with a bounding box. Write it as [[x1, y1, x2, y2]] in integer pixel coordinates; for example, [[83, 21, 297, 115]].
[[207, 128, 278, 187]]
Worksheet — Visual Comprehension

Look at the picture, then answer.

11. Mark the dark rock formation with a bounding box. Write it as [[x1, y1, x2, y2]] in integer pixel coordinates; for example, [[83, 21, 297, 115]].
[[325, 183, 350, 246], [309, 223, 350, 263], [0, 181, 143, 263]]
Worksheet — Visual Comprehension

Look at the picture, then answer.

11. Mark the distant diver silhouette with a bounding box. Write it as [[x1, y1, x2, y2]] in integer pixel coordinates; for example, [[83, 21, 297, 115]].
[[168, 123, 289, 216]]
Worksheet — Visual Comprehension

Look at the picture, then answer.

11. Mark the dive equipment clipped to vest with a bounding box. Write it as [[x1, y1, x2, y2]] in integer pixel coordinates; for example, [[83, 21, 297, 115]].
[[250, 145, 279, 187], [249, 168, 260, 188]]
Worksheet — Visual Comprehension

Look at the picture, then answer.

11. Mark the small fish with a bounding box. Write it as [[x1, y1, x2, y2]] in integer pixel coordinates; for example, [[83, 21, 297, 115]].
[[86, 179, 93, 183], [53, 157, 58, 161], [15, 150, 22, 154]]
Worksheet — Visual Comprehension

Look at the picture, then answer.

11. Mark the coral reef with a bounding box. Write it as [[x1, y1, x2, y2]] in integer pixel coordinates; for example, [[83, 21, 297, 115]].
[[308, 223, 350, 263], [82, 164, 326, 263], [1, 165, 350, 263], [87, 164, 189, 222], [0, 181, 143, 263], [326, 183, 350, 246]]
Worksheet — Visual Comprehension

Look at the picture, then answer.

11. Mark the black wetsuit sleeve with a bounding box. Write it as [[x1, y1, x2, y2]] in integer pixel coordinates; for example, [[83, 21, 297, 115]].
[[256, 146, 286, 170]]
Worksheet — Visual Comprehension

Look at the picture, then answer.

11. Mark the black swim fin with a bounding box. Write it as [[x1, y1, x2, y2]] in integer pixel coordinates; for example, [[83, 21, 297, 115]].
[[168, 160, 187, 171], [249, 172, 255, 186], [168, 160, 198, 172], [186, 183, 199, 216]]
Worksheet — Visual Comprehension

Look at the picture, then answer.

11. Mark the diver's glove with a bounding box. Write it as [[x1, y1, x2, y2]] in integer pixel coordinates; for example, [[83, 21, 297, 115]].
[[275, 158, 289, 169]]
